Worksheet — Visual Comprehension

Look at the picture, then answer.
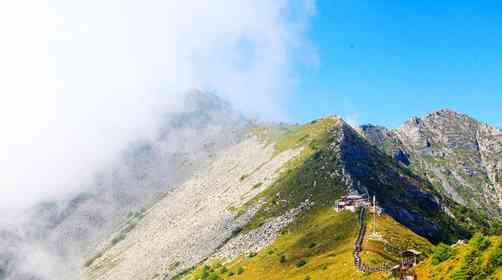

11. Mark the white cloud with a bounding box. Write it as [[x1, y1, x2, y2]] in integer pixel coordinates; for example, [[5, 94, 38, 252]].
[[0, 1, 316, 215]]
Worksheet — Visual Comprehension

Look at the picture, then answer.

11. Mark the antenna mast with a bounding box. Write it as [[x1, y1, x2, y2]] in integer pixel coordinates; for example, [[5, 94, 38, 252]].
[[373, 196, 376, 234]]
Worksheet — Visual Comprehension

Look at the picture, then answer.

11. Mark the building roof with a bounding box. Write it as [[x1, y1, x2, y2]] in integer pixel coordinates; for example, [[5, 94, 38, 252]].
[[401, 249, 422, 256]]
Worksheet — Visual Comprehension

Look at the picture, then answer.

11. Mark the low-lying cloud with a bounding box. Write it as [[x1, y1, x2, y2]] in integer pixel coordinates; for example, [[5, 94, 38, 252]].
[[0, 0, 316, 218]]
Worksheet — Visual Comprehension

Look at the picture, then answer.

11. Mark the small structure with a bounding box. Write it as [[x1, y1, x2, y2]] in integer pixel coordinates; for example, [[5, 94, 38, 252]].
[[335, 194, 370, 212], [401, 250, 422, 267], [452, 239, 467, 247], [391, 265, 417, 280], [390, 250, 422, 279]]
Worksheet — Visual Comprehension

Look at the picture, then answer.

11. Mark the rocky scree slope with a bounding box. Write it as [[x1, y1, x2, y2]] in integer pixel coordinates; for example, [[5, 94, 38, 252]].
[[84, 135, 302, 280], [358, 109, 502, 221], [0, 90, 248, 280]]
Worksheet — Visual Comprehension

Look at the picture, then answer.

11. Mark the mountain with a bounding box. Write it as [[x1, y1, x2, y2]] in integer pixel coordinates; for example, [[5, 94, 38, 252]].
[[358, 109, 502, 220], [1, 99, 500, 280], [0, 90, 248, 280], [84, 112, 499, 280]]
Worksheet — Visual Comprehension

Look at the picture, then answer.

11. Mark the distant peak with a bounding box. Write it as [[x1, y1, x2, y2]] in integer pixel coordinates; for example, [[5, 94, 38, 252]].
[[359, 124, 386, 131], [428, 108, 461, 116]]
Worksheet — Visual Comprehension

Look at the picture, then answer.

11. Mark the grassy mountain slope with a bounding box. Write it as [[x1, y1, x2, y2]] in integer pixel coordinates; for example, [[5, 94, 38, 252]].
[[177, 115, 500, 280], [181, 211, 432, 280], [413, 233, 502, 280], [246, 117, 497, 243]]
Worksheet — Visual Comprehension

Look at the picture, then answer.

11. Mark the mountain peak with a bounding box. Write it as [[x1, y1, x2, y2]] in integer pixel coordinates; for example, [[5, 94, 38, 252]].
[[424, 108, 472, 121]]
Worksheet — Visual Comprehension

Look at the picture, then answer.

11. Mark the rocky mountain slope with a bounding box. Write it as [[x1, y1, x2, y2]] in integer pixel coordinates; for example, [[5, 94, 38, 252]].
[[85, 114, 499, 280], [2, 100, 500, 280], [85, 136, 301, 280], [0, 91, 248, 280], [359, 109, 502, 220]]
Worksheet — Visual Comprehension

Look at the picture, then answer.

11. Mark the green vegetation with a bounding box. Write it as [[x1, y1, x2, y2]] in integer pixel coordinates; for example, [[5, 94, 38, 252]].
[[169, 261, 181, 271], [496, 169, 502, 183], [415, 234, 502, 280], [84, 251, 103, 267], [111, 233, 126, 245], [431, 243, 454, 265], [179, 117, 498, 280], [240, 117, 347, 234], [296, 259, 307, 268], [181, 208, 432, 280], [279, 255, 287, 263]]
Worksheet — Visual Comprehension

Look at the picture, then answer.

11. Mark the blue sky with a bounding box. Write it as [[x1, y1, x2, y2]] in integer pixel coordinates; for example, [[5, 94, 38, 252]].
[[289, 1, 502, 128]]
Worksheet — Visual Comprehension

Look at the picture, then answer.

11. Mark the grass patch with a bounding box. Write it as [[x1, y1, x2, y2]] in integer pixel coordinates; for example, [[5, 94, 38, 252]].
[[296, 259, 307, 268], [414, 234, 502, 280], [431, 243, 454, 265], [84, 251, 103, 267], [111, 233, 126, 245]]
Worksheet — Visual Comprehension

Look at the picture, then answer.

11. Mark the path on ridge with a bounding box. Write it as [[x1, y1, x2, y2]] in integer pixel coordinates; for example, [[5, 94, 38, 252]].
[[353, 208, 390, 273]]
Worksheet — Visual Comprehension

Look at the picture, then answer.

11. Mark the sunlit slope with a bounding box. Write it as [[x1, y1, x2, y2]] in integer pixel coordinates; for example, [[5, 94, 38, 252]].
[[87, 115, 500, 280], [177, 116, 499, 280], [180, 211, 433, 280], [413, 234, 502, 280]]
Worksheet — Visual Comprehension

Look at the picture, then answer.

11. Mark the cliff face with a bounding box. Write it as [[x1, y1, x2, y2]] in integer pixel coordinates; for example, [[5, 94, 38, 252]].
[[359, 109, 502, 220]]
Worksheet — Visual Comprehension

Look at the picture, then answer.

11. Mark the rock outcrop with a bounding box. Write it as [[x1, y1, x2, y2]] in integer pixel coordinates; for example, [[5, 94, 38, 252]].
[[359, 109, 502, 220]]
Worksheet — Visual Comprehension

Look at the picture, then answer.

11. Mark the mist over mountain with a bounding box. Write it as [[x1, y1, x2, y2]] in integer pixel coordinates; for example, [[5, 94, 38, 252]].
[[0, 91, 248, 280], [1, 89, 500, 280]]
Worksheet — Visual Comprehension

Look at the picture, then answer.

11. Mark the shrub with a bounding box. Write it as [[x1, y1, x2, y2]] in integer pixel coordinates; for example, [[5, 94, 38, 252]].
[[470, 233, 491, 251], [111, 233, 126, 245], [280, 255, 287, 263], [484, 241, 502, 276], [248, 252, 257, 258], [432, 243, 453, 265], [231, 227, 242, 237], [308, 242, 317, 249], [207, 273, 220, 280], [200, 265, 210, 279], [84, 251, 103, 267], [201, 270, 210, 279], [219, 266, 228, 274], [237, 266, 244, 275], [304, 276, 311, 280], [296, 259, 307, 268]]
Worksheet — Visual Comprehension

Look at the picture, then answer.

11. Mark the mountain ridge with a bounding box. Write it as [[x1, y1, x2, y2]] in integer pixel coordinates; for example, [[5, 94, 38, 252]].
[[1, 93, 500, 280], [358, 108, 502, 221]]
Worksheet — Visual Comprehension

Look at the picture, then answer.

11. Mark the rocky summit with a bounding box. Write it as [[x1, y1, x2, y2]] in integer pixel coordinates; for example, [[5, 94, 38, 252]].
[[359, 109, 502, 220]]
